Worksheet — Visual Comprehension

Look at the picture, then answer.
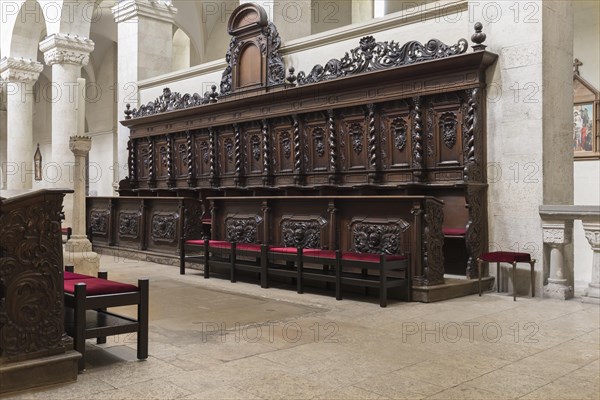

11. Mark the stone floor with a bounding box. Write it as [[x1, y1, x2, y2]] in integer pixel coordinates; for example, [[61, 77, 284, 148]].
[[6, 255, 600, 400]]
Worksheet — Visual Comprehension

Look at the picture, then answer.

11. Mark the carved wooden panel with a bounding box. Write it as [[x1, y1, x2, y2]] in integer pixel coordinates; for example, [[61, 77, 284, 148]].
[[348, 218, 410, 255], [118, 211, 140, 239], [194, 131, 211, 178], [218, 129, 236, 175], [273, 122, 294, 174], [280, 215, 328, 248], [244, 123, 263, 175], [380, 101, 412, 170], [151, 212, 178, 243], [173, 135, 189, 178], [155, 136, 169, 179], [137, 141, 151, 180], [0, 190, 69, 361], [90, 208, 110, 236], [339, 108, 368, 172], [304, 112, 329, 174], [225, 214, 262, 243]]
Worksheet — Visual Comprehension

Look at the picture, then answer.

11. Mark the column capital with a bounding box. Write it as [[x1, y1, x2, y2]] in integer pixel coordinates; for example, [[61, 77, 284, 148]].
[[0, 57, 44, 84], [582, 221, 600, 251], [112, 0, 177, 24], [69, 135, 92, 156], [39, 34, 95, 67], [541, 220, 573, 245]]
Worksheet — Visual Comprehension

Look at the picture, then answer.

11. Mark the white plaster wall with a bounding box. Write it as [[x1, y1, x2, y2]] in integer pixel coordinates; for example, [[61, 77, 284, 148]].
[[573, 0, 600, 290], [88, 132, 115, 196]]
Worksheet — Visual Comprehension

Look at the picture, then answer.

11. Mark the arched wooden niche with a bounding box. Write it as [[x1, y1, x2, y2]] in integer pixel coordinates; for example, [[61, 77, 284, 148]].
[[220, 3, 285, 95]]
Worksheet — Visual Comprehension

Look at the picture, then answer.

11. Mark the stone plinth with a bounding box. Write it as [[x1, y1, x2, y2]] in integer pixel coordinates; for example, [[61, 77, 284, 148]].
[[582, 220, 600, 304]]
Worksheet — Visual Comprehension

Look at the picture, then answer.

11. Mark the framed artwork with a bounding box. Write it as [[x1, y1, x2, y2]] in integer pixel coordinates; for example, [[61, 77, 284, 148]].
[[573, 59, 600, 159]]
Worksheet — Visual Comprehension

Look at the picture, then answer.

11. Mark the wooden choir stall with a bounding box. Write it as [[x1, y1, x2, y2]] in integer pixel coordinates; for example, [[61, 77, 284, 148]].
[[88, 4, 497, 302]]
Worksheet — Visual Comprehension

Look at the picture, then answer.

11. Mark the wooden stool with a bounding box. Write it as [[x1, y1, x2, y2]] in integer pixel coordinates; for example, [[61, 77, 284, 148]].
[[477, 251, 535, 301]]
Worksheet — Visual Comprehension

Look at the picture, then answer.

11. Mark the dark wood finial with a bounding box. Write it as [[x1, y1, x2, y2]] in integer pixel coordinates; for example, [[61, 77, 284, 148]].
[[573, 58, 582, 75], [471, 22, 487, 51], [124, 104, 133, 120], [286, 67, 297, 87]]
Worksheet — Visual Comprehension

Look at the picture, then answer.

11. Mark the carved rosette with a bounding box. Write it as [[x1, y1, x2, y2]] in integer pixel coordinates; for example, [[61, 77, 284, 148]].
[[39, 33, 95, 66], [90, 209, 109, 235], [0, 195, 66, 358], [297, 35, 468, 85], [412, 97, 424, 179], [225, 216, 261, 243], [351, 220, 410, 255], [119, 212, 139, 238], [281, 219, 325, 248], [421, 200, 445, 285], [465, 185, 485, 278], [151, 213, 177, 243]]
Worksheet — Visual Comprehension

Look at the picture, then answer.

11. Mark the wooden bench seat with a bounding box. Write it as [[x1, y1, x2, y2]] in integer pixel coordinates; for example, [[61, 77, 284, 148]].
[[63, 270, 149, 371]]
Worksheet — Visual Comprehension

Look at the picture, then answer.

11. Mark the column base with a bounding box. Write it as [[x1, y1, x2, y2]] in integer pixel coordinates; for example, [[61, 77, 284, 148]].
[[544, 281, 574, 300], [582, 284, 600, 304], [64, 238, 100, 276]]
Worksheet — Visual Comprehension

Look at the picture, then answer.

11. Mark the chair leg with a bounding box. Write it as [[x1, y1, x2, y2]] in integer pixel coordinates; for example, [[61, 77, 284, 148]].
[[203, 240, 210, 279], [477, 258, 483, 296], [335, 251, 342, 301], [230, 243, 237, 283], [73, 283, 87, 371], [512, 261, 517, 301], [296, 248, 303, 294], [497, 262, 501, 293], [179, 238, 186, 275], [530, 260, 536, 297], [137, 279, 149, 360], [260, 245, 268, 289], [379, 256, 387, 308]]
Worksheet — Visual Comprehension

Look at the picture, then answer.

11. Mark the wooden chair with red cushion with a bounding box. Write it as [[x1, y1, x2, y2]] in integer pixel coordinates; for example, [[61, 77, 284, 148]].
[[477, 251, 536, 301]]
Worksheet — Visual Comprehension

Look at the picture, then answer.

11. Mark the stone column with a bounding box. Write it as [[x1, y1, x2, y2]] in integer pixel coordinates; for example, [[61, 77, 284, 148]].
[[112, 0, 177, 184], [0, 57, 43, 190], [64, 136, 99, 276], [581, 220, 600, 304], [542, 220, 574, 299], [39, 34, 94, 227]]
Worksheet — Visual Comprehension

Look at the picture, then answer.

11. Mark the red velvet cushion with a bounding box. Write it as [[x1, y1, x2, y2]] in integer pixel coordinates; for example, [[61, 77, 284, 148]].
[[479, 251, 531, 263], [208, 240, 262, 252], [64, 271, 93, 280], [61, 227, 71, 234], [64, 278, 139, 296], [443, 228, 466, 236], [269, 247, 301, 254], [185, 239, 207, 246], [342, 252, 407, 262]]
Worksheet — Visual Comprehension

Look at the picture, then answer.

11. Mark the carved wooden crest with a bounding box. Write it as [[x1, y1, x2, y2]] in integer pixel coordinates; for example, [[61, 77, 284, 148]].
[[280, 215, 327, 248], [349, 218, 410, 254], [225, 214, 263, 243], [220, 3, 285, 95]]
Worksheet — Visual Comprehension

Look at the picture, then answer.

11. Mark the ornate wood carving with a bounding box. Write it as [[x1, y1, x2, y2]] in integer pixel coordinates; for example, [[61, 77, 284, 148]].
[[209, 127, 217, 185], [127, 139, 136, 182], [367, 104, 377, 170], [119, 212, 139, 238], [225, 215, 262, 243], [465, 185, 486, 278], [130, 87, 213, 118], [151, 213, 177, 243], [412, 97, 424, 180], [463, 88, 483, 182], [349, 219, 410, 254], [392, 117, 408, 151], [183, 200, 204, 240], [296, 35, 468, 86], [327, 109, 338, 181], [0, 190, 68, 360], [312, 127, 326, 158], [90, 209, 109, 235], [421, 199, 445, 285], [281, 216, 327, 248], [439, 112, 458, 149], [261, 119, 270, 176]]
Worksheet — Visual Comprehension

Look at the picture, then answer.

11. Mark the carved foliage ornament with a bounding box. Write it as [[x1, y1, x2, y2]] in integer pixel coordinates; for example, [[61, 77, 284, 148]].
[[225, 216, 261, 243], [251, 135, 261, 161], [312, 127, 325, 157], [296, 35, 468, 85], [281, 218, 326, 248], [90, 209, 109, 235], [151, 213, 177, 242], [119, 212, 139, 238], [347, 123, 364, 155], [391, 117, 408, 151], [224, 138, 234, 161], [439, 112, 458, 149], [280, 132, 292, 159], [200, 141, 209, 164], [352, 220, 409, 254], [130, 86, 216, 118]]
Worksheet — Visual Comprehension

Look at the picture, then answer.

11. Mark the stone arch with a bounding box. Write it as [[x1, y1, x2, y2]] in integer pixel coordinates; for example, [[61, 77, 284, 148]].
[[172, 27, 191, 71], [2, 0, 48, 59]]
